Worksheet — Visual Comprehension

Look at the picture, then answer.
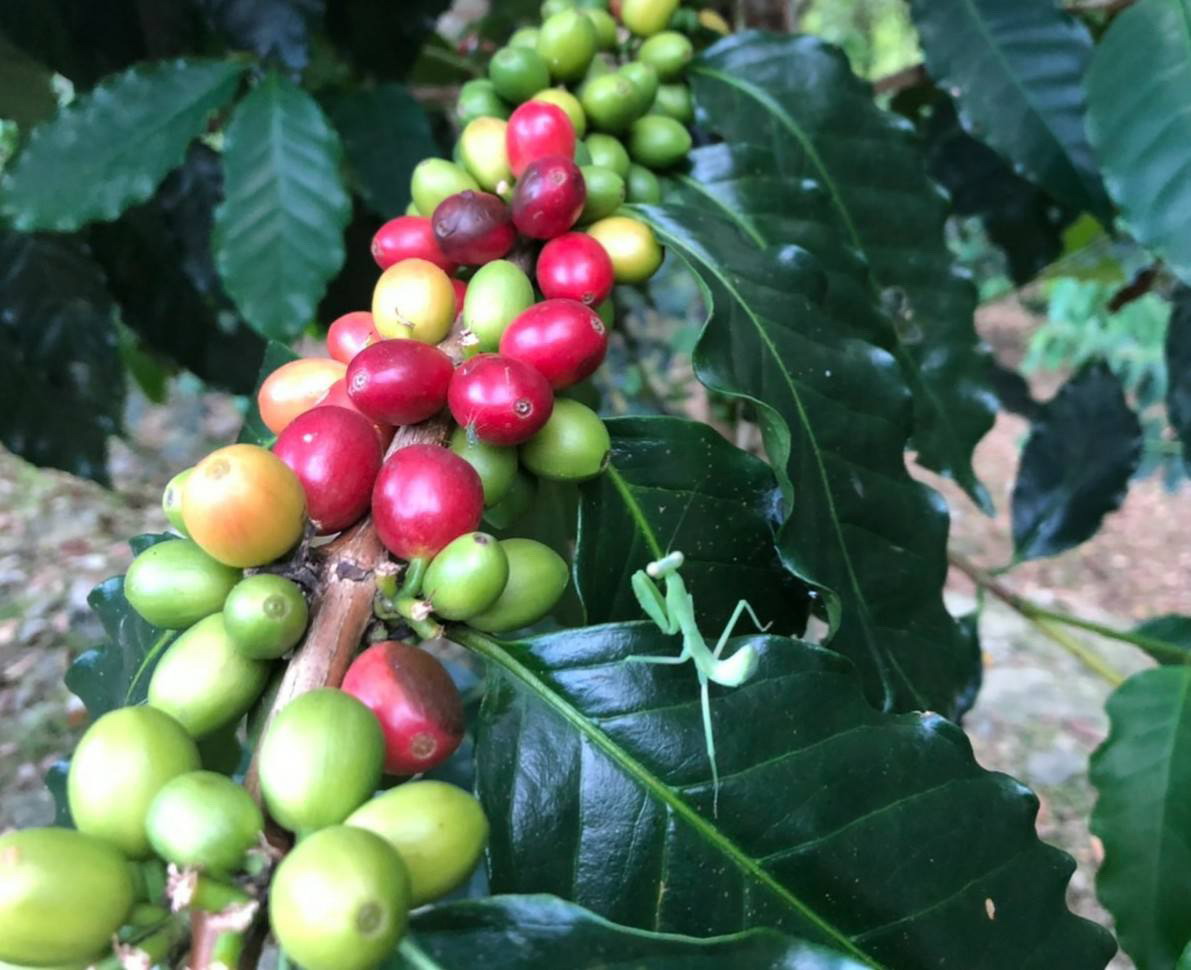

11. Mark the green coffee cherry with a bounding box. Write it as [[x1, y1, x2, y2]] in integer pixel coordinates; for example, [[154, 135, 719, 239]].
[[0, 828, 135, 966], [459, 117, 512, 194], [489, 46, 551, 104], [482, 470, 536, 529], [146, 771, 263, 874], [580, 73, 639, 133], [532, 87, 587, 137], [347, 781, 488, 906], [628, 114, 691, 169], [575, 0, 610, 7], [124, 539, 241, 630], [622, 0, 680, 36], [508, 26, 540, 49], [468, 539, 569, 633], [651, 82, 694, 123], [574, 140, 593, 165], [410, 159, 479, 218], [423, 533, 509, 621], [587, 214, 665, 283], [537, 10, 597, 81], [449, 427, 518, 506], [162, 468, 192, 536], [269, 826, 410, 970], [69, 706, 200, 858], [223, 574, 308, 660], [586, 8, 618, 49], [626, 163, 662, 203], [520, 398, 611, 482], [638, 30, 694, 79], [582, 52, 617, 82], [148, 613, 271, 738], [463, 259, 536, 352], [456, 79, 510, 124], [620, 61, 660, 115], [579, 165, 626, 223], [259, 688, 384, 834], [540, 0, 575, 16], [585, 133, 631, 177]]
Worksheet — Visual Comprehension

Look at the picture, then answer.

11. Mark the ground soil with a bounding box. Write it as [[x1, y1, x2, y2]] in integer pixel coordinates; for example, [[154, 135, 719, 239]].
[[0, 299, 1185, 967]]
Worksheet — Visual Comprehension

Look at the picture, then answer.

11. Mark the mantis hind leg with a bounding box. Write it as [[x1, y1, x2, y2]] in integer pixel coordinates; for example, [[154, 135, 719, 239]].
[[712, 599, 771, 659], [699, 676, 722, 816]]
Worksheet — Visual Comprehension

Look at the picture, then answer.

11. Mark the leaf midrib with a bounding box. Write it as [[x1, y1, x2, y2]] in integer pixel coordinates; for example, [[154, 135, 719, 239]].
[[455, 625, 883, 968]]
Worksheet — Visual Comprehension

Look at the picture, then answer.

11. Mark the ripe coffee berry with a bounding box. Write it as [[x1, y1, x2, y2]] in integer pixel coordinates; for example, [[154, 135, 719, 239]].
[[432, 191, 516, 266], [512, 156, 585, 240], [372, 445, 484, 560], [258, 358, 346, 435], [506, 100, 575, 177], [274, 406, 382, 534], [347, 340, 454, 427], [500, 299, 608, 389], [342, 641, 465, 776], [316, 379, 394, 448], [371, 215, 456, 273], [536, 233, 614, 305], [448, 354, 554, 446], [326, 312, 381, 364]]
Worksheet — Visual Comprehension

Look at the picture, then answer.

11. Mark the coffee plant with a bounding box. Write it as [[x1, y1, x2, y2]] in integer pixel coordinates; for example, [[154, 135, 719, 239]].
[[2, 0, 1190, 968]]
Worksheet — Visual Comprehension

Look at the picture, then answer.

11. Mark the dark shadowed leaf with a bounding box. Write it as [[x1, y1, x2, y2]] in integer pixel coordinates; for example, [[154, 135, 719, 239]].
[[987, 357, 1043, 421], [637, 203, 978, 717], [576, 416, 807, 635], [0, 30, 58, 127], [324, 0, 452, 81], [213, 72, 351, 341], [1086, 0, 1191, 285], [393, 895, 869, 969], [0, 231, 122, 484], [89, 147, 265, 395], [1134, 616, 1191, 665], [690, 33, 995, 510], [910, 0, 1108, 219], [326, 83, 437, 220], [43, 760, 72, 826], [64, 534, 179, 720], [1011, 363, 1141, 561], [459, 624, 1115, 968], [922, 99, 1073, 286], [196, 0, 323, 72], [1168, 285, 1191, 469], [237, 340, 300, 446], [0, 59, 244, 231], [1091, 666, 1191, 970]]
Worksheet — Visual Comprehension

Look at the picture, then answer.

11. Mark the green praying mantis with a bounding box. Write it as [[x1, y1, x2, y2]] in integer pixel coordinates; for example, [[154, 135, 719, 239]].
[[627, 550, 769, 811]]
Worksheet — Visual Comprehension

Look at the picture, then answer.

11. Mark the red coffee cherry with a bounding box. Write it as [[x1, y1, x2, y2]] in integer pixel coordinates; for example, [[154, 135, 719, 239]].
[[511, 156, 586, 240], [274, 406, 383, 534], [316, 379, 395, 448], [506, 101, 576, 178], [499, 299, 608, 389], [447, 353, 554, 445], [341, 641, 465, 776], [535, 232, 615, 305], [371, 215, 456, 273], [346, 340, 454, 427], [432, 191, 517, 266], [372, 445, 484, 560], [326, 312, 381, 364]]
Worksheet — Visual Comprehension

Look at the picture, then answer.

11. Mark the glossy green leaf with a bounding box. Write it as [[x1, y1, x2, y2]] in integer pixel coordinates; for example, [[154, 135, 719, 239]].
[[1011, 363, 1141, 561], [236, 340, 300, 446], [1168, 285, 1191, 469], [1134, 616, 1191, 665], [637, 202, 978, 717], [64, 534, 179, 720], [460, 624, 1114, 968], [327, 83, 437, 220], [213, 72, 351, 341], [0, 59, 244, 231], [394, 895, 869, 968], [689, 33, 995, 510], [909, 0, 1107, 219], [1091, 666, 1191, 970], [576, 415, 807, 635], [0, 231, 122, 484], [1086, 0, 1191, 285]]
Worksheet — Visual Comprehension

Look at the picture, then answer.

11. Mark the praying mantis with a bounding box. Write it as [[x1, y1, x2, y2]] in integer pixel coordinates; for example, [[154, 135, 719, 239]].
[[626, 550, 769, 811]]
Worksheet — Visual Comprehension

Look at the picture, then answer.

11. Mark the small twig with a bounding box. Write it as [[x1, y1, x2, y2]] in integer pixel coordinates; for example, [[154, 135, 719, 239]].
[[1106, 262, 1161, 313], [950, 553, 1133, 685], [873, 62, 928, 95]]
